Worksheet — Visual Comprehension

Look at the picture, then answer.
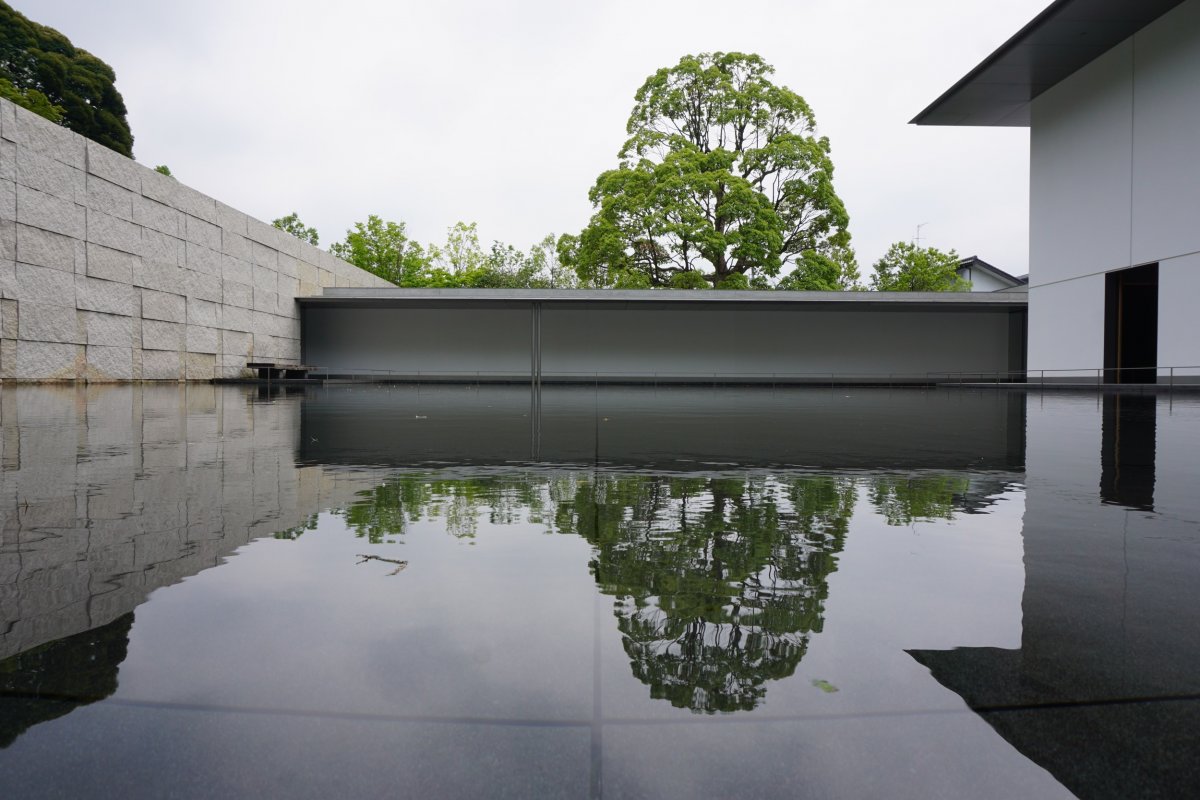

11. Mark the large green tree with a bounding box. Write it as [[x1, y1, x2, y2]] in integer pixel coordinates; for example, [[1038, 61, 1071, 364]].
[[0, 2, 133, 157], [564, 52, 852, 290], [330, 215, 431, 285], [869, 242, 969, 292]]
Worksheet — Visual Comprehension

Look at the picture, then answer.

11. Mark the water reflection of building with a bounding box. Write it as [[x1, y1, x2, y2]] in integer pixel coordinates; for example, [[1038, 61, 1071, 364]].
[[0, 386, 387, 665], [300, 385, 1027, 470], [911, 392, 1200, 797]]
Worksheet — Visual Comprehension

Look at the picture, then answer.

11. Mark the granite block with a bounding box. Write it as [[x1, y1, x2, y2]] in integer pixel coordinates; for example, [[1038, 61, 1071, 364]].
[[245, 217, 277, 248], [17, 147, 84, 203], [137, 228, 186, 267], [215, 202, 247, 236], [185, 324, 219, 354], [250, 240, 277, 269], [15, 340, 81, 380], [81, 312, 135, 347], [140, 349, 181, 380], [184, 352, 215, 380], [132, 195, 182, 237], [183, 269, 222, 302], [83, 174, 136, 221], [17, 302, 83, 344], [184, 215, 221, 250], [85, 139, 142, 191], [84, 345, 134, 380], [297, 260, 318, 285], [16, 224, 76, 272], [222, 231, 252, 261], [15, 184, 85, 239], [86, 243, 139, 284], [252, 263, 277, 292], [86, 209, 141, 254], [14, 262, 76, 306], [133, 259, 187, 294], [141, 289, 186, 323], [141, 319, 184, 351], [10, 103, 85, 168], [0, 218, 12, 263], [1, 298, 16, 338], [76, 275, 137, 316], [220, 329, 252, 356], [186, 241, 222, 277], [221, 279, 253, 309], [0, 100, 13, 142], [186, 297, 219, 328], [220, 304, 253, 333], [253, 288, 278, 314], [221, 253, 253, 284]]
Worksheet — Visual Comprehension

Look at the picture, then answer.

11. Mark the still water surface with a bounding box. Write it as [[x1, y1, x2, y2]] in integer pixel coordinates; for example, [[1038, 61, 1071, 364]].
[[0, 385, 1197, 798]]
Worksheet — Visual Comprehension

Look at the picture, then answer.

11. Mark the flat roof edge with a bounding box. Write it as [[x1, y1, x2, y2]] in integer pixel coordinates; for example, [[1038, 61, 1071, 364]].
[[298, 288, 1028, 307]]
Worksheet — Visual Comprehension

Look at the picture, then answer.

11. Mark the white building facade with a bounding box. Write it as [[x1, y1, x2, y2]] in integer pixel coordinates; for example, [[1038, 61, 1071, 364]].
[[917, 0, 1200, 383]]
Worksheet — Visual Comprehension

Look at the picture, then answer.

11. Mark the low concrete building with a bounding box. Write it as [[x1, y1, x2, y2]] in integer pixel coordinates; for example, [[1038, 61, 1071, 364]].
[[916, 0, 1200, 383], [300, 288, 1028, 384]]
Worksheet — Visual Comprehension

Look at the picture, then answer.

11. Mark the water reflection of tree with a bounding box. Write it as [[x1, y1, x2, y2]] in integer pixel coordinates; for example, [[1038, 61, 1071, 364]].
[[340, 474, 550, 542], [327, 469, 986, 713], [869, 474, 973, 526], [553, 474, 856, 713]]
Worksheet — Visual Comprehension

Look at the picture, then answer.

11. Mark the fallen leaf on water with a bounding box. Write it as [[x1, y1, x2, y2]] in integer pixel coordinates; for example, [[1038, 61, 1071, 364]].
[[811, 679, 839, 693]]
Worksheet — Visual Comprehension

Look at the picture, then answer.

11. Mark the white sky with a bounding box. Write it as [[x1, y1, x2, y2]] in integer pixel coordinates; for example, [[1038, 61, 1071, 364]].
[[18, 0, 1049, 276]]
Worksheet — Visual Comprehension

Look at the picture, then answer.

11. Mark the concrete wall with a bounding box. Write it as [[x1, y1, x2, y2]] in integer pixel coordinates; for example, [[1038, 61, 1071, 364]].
[[1028, 0, 1200, 376], [0, 384, 388, 661], [959, 267, 1016, 293], [0, 97, 390, 382], [303, 303, 1022, 381]]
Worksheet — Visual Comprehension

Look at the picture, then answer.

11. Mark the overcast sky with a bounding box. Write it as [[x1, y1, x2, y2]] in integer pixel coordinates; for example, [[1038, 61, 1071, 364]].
[[18, 0, 1049, 276]]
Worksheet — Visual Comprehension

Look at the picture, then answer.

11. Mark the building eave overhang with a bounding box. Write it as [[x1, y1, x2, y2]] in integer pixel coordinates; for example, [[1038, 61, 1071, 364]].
[[911, 0, 1186, 127]]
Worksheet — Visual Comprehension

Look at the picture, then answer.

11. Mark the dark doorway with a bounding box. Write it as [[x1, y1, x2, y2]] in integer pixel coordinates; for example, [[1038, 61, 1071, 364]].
[[1104, 264, 1159, 383]]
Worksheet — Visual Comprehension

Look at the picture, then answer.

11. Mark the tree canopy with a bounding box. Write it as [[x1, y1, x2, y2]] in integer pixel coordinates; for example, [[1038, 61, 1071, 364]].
[[869, 242, 969, 292], [327, 215, 576, 289], [272, 212, 319, 246], [0, 1, 133, 157], [562, 52, 852, 290]]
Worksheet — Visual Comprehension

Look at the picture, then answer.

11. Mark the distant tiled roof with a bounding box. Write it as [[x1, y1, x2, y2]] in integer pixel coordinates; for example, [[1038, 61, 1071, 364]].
[[958, 256, 1027, 288]]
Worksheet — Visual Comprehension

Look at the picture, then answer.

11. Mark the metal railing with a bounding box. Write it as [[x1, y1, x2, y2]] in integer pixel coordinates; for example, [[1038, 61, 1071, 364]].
[[246, 364, 1200, 389], [928, 365, 1200, 388]]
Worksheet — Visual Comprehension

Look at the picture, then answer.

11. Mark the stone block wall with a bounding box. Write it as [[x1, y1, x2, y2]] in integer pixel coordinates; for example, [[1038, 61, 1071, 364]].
[[0, 97, 391, 381]]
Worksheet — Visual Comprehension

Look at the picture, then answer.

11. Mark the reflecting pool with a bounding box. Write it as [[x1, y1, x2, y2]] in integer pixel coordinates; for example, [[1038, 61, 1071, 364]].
[[1, 385, 1197, 798]]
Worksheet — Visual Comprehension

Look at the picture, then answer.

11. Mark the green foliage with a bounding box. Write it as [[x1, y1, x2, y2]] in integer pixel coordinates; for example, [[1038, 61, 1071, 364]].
[[869, 241, 969, 292], [272, 211, 319, 246], [869, 474, 971, 526], [0, 1, 133, 156], [153, 164, 173, 177], [330, 215, 431, 285], [0, 75, 62, 121], [330, 215, 578, 289], [671, 270, 710, 290], [778, 245, 862, 291], [566, 52, 851, 290]]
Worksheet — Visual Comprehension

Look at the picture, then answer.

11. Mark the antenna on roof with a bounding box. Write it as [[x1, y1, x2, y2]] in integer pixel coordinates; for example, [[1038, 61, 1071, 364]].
[[914, 222, 929, 247]]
